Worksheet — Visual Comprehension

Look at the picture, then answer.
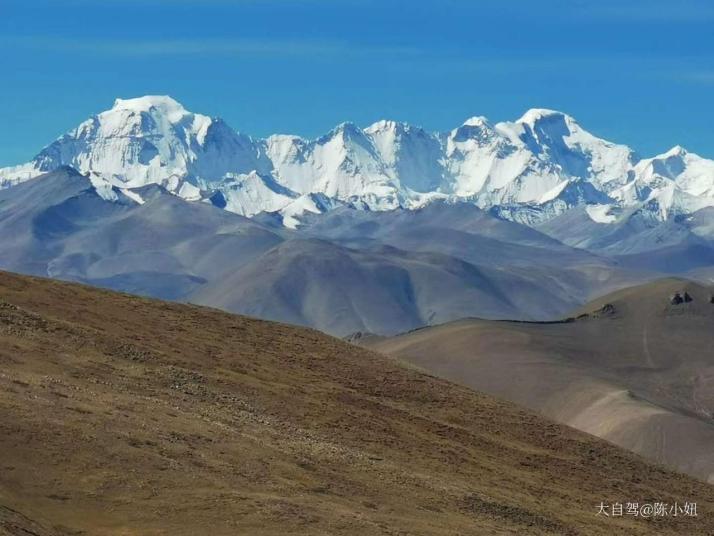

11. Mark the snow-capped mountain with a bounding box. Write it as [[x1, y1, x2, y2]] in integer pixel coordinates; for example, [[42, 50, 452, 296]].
[[610, 146, 714, 220], [31, 96, 270, 185], [265, 122, 403, 210], [2, 95, 714, 228]]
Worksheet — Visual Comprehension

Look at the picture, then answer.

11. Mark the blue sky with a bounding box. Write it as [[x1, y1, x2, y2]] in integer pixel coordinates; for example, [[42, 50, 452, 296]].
[[1, 0, 713, 166]]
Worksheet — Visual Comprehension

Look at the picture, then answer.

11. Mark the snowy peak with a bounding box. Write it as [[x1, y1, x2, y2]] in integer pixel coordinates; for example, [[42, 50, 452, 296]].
[[634, 146, 706, 184], [623, 147, 714, 218], [365, 119, 407, 134], [502, 108, 637, 192], [97, 95, 210, 143], [1, 96, 713, 229], [450, 117, 499, 144], [516, 108, 577, 129], [638, 146, 690, 179], [24, 95, 269, 192], [364, 119, 444, 193], [514, 108, 580, 153], [462, 116, 491, 127], [110, 95, 190, 122], [321, 122, 370, 145], [662, 145, 687, 158]]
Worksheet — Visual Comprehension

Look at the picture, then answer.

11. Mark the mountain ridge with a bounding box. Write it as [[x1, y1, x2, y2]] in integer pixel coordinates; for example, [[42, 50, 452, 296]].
[[0, 168, 653, 337], [3, 95, 713, 229]]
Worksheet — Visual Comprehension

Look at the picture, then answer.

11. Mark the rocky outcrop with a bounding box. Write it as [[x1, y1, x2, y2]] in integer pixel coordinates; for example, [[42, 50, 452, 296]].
[[592, 303, 617, 317], [670, 291, 693, 305]]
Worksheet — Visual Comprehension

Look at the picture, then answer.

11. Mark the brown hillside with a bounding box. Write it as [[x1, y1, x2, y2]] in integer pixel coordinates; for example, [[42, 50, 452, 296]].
[[0, 271, 712, 535], [369, 278, 714, 485]]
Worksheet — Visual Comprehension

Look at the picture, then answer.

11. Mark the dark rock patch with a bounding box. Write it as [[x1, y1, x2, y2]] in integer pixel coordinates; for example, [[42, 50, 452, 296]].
[[670, 292, 693, 305]]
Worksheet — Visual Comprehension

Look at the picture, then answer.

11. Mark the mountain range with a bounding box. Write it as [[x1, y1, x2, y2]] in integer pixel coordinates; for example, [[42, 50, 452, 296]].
[[0, 167, 655, 336], [3, 96, 714, 527], [2, 95, 714, 229], [0, 96, 713, 337]]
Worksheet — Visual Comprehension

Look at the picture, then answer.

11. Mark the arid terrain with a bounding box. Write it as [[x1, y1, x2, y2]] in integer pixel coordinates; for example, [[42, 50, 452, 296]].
[[368, 278, 714, 486], [0, 271, 712, 535]]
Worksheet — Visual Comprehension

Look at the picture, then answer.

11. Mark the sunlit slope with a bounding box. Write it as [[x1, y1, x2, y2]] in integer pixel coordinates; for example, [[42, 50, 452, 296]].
[[369, 279, 714, 483], [1, 271, 712, 534]]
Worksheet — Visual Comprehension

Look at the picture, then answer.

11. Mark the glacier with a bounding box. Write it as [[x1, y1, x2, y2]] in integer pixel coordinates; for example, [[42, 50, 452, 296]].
[[2, 95, 714, 229]]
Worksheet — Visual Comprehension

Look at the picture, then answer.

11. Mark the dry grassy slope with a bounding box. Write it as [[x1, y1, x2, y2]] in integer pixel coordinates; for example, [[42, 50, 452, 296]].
[[0, 504, 60, 536], [0, 271, 712, 535], [369, 278, 714, 485]]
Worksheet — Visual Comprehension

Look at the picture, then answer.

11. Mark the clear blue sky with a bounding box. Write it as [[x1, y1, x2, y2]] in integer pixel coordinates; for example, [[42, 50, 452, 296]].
[[1, 0, 713, 166]]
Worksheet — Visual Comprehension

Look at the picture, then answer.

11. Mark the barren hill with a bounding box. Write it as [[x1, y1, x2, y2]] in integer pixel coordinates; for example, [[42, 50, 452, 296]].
[[368, 278, 714, 485], [1, 271, 713, 535]]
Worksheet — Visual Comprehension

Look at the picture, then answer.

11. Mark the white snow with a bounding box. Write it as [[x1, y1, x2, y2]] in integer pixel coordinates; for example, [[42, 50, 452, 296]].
[[278, 194, 341, 229], [88, 173, 118, 202], [217, 172, 297, 217], [0, 162, 42, 188], [112, 95, 189, 121], [120, 188, 145, 205], [539, 181, 571, 204], [586, 204, 617, 224], [177, 181, 202, 201]]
